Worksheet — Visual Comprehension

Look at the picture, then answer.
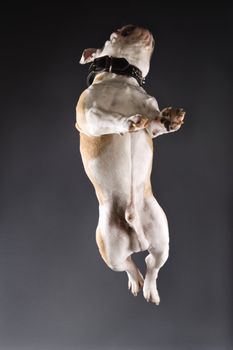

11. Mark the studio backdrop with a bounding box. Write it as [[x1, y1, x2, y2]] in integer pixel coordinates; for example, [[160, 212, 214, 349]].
[[1, 2, 232, 350]]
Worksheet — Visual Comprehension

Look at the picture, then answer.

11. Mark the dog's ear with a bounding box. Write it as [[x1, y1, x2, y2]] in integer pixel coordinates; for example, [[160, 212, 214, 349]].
[[79, 48, 100, 64]]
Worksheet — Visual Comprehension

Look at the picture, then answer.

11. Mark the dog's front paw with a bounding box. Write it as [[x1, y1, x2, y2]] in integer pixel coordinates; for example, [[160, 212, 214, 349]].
[[160, 107, 186, 132], [128, 114, 149, 132]]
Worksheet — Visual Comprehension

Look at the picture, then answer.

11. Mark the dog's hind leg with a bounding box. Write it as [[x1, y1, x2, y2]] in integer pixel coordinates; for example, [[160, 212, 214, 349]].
[[117, 256, 144, 296], [96, 223, 144, 296], [141, 196, 169, 304], [143, 246, 169, 304]]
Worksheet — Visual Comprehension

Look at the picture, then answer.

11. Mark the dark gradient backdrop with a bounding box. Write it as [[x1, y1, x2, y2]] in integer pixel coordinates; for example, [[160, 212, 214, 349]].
[[1, 2, 232, 350]]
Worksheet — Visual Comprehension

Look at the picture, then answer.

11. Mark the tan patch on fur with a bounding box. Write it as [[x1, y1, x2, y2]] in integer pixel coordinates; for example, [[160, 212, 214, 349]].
[[93, 182, 105, 205], [80, 133, 113, 205], [75, 90, 88, 133], [96, 227, 109, 265], [144, 132, 153, 197], [144, 179, 153, 197], [93, 73, 106, 84], [80, 133, 113, 160], [145, 131, 153, 152]]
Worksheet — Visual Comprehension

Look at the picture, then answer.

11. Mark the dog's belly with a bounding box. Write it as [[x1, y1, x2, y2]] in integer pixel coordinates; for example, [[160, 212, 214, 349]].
[[80, 129, 153, 205]]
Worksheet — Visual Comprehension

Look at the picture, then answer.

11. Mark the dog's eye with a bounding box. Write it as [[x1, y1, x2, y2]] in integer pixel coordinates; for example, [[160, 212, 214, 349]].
[[120, 25, 136, 37]]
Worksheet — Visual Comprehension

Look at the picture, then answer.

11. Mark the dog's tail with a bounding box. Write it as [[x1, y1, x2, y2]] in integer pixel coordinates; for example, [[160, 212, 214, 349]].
[[125, 205, 149, 251]]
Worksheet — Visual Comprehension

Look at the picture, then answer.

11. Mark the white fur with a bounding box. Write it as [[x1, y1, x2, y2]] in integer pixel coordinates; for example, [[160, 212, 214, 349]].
[[76, 25, 185, 304]]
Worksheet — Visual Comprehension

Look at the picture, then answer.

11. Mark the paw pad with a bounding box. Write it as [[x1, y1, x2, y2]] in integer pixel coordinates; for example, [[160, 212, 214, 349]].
[[161, 107, 186, 131]]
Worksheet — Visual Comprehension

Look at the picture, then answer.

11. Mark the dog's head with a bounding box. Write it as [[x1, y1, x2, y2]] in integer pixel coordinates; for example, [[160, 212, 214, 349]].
[[80, 24, 155, 77]]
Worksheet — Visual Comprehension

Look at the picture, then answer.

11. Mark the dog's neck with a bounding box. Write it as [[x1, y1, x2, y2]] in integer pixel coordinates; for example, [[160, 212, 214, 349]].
[[87, 55, 146, 87]]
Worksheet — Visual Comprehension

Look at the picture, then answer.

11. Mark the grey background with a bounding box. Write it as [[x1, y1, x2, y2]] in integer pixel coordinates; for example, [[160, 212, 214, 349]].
[[1, 2, 232, 350]]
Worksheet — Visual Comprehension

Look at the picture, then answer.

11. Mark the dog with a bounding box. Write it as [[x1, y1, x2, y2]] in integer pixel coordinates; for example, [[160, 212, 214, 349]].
[[75, 24, 185, 304]]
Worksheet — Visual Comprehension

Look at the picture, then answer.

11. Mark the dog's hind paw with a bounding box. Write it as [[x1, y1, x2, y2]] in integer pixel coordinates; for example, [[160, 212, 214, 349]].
[[127, 271, 144, 296], [143, 284, 160, 305]]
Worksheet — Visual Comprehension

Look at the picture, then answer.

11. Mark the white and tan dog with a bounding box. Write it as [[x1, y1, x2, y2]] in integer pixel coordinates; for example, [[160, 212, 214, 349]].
[[75, 25, 185, 304]]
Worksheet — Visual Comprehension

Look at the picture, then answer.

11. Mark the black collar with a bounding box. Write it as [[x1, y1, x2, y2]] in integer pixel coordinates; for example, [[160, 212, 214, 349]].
[[87, 55, 145, 87]]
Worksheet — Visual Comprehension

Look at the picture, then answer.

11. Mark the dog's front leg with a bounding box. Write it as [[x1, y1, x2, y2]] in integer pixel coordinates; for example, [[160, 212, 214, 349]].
[[76, 106, 149, 136], [146, 107, 186, 138]]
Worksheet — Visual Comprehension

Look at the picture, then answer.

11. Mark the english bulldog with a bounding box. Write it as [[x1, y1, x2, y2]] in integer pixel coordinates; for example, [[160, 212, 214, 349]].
[[75, 24, 185, 304]]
